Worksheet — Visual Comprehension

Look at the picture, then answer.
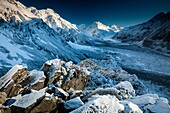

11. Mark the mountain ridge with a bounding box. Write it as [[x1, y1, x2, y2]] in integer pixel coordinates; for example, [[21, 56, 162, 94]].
[[113, 12, 170, 54]]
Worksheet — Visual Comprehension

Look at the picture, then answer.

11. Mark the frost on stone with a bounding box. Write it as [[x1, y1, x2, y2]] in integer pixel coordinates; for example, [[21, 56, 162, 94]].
[[30, 93, 57, 113], [11, 88, 46, 111], [41, 58, 90, 91], [71, 95, 124, 113], [22, 70, 46, 90], [120, 101, 143, 113], [143, 97, 170, 113], [127, 94, 159, 108], [0, 65, 28, 97], [82, 87, 122, 101], [79, 59, 146, 95], [114, 81, 135, 99], [0, 65, 27, 89], [127, 94, 170, 113], [64, 97, 84, 110]]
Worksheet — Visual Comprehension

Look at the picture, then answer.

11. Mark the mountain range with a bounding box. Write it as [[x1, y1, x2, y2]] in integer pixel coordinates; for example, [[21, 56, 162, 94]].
[[0, 0, 123, 76], [0, 0, 170, 113]]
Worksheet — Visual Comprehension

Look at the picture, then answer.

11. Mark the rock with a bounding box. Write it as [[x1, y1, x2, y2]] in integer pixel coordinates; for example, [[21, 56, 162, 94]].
[[41, 59, 90, 91], [68, 88, 83, 99], [82, 81, 135, 101], [121, 100, 143, 113], [22, 70, 46, 90], [8, 83, 22, 98], [127, 94, 170, 113], [64, 97, 84, 110], [114, 72, 147, 95], [79, 59, 146, 95], [82, 87, 122, 101], [40, 59, 62, 85], [61, 67, 90, 91], [30, 93, 57, 113], [11, 88, 46, 113], [55, 87, 69, 100], [114, 81, 135, 99], [0, 92, 7, 105], [127, 94, 159, 108], [0, 106, 11, 113], [0, 65, 28, 97], [143, 97, 170, 113], [71, 95, 124, 113]]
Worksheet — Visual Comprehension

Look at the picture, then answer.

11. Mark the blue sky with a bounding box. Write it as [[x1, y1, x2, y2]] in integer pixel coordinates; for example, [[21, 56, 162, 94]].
[[19, 0, 170, 27]]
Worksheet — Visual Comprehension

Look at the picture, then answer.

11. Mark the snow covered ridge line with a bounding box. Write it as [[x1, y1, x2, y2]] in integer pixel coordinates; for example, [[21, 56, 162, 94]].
[[0, 0, 92, 77], [0, 0, 92, 45], [78, 21, 123, 39], [0, 58, 169, 113]]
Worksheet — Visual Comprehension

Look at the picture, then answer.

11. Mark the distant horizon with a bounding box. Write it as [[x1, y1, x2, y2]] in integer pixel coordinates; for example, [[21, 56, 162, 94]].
[[18, 0, 170, 27]]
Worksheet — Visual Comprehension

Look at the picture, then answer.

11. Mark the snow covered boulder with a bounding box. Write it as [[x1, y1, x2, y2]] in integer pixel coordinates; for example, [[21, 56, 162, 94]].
[[120, 101, 143, 113], [82, 81, 134, 101], [82, 87, 122, 101], [143, 97, 170, 113], [64, 97, 84, 110], [71, 95, 124, 113], [0, 65, 28, 97], [114, 72, 147, 95], [41, 59, 90, 91], [114, 81, 135, 99], [127, 94, 159, 108], [30, 93, 57, 113], [11, 88, 47, 113], [127, 94, 170, 112], [21, 70, 46, 90]]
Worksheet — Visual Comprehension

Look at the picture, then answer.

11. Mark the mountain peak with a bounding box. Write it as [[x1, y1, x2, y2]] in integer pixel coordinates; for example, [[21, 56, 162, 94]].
[[149, 11, 170, 23], [111, 25, 123, 32], [92, 21, 111, 32]]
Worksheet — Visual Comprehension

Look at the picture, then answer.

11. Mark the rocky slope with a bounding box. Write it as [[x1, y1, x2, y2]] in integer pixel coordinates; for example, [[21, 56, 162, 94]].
[[0, 0, 89, 76], [113, 12, 170, 54], [27, 7, 92, 44], [0, 58, 169, 113]]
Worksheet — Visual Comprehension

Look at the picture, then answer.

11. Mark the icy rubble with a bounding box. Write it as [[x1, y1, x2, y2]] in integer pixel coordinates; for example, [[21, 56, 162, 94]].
[[79, 59, 147, 95], [127, 94, 170, 113], [71, 95, 125, 113], [0, 58, 169, 113], [120, 101, 143, 113]]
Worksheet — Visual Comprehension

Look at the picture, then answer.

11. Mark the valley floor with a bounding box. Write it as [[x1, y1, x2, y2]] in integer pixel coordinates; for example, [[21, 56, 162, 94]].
[[68, 39, 170, 102]]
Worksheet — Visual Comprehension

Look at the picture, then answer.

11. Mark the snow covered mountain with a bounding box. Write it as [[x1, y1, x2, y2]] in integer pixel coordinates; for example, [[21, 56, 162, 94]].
[[27, 7, 93, 44], [111, 24, 123, 32], [113, 12, 170, 54], [0, 0, 87, 76], [79, 22, 122, 39]]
